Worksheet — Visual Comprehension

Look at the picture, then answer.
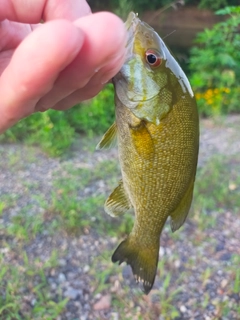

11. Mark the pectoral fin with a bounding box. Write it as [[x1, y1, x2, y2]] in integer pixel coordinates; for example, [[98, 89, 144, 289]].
[[96, 122, 117, 150], [170, 178, 195, 232], [129, 121, 155, 161], [104, 180, 132, 217]]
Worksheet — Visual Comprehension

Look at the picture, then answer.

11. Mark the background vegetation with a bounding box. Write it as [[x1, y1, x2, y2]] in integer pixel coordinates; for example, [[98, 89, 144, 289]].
[[189, 6, 240, 116], [89, 0, 239, 13]]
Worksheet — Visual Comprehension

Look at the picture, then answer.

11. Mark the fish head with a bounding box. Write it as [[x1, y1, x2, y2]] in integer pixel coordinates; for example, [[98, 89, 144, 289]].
[[113, 12, 194, 125]]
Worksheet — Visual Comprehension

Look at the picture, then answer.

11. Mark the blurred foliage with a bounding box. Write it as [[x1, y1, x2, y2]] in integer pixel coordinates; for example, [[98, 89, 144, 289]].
[[65, 84, 115, 136], [0, 111, 75, 157], [189, 6, 240, 116], [0, 85, 115, 156], [89, 0, 240, 14], [198, 0, 238, 10]]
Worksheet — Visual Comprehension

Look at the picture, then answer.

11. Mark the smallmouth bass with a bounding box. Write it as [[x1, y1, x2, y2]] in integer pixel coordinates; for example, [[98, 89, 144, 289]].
[[97, 12, 199, 294]]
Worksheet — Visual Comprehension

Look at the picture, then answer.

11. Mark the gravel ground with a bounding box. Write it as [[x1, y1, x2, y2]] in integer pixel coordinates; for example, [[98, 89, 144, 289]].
[[0, 115, 240, 320]]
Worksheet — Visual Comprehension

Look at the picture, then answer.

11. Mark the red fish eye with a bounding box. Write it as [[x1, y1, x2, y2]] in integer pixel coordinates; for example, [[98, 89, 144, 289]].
[[145, 49, 161, 67]]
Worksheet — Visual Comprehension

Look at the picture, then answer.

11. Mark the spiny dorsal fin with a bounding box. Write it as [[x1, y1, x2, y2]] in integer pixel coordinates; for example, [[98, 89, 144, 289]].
[[170, 178, 195, 232], [96, 122, 117, 150], [104, 180, 132, 217]]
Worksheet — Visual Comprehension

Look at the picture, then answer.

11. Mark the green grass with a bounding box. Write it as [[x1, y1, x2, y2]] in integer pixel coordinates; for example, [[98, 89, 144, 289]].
[[0, 251, 67, 320], [45, 159, 134, 236], [192, 154, 240, 228], [1, 138, 240, 319], [6, 207, 45, 242]]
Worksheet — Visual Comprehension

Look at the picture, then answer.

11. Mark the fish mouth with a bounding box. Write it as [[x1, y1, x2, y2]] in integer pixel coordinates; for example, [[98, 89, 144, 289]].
[[124, 12, 155, 59], [124, 12, 139, 55], [125, 12, 140, 34]]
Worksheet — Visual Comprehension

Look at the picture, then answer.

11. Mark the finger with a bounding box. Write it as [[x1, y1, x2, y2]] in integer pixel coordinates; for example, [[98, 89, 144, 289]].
[[52, 82, 104, 111], [52, 76, 114, 111], [0, 0, 91, 23], [48, 55, 120, 111], [0, 20, 32, 52], [35, 12, 126, 111], [0, 20, 84, 133]]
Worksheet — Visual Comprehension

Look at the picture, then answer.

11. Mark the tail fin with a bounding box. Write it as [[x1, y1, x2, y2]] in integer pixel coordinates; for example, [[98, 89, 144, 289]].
[[112, 237, 159, 294]]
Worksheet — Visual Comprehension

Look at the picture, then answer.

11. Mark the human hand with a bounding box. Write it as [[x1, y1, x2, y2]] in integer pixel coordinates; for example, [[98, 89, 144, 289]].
[[0, 0, 127, 133]]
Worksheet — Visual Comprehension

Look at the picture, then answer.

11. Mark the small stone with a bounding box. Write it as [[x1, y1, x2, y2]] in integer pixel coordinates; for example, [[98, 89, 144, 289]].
[[50, 269, 56, 276], [31, 298, 37, 306], [95, 293, 102, 300], [93, 294, 111, 310], [111, 280, 120, 292], [83, 265, 90, 273], [50, 282, 57, 291], [66, 272, 76, 281], [122, 265, 132, 279], [64, 287, 80, 300], [215, 241, 225, 252], [159, 246, 165, 257], [74, 301, 82, 307], [58, 259, 67, 267], [180, 305, 187, 313], [58, 273, 66, 283], [221, 279, 228, 288], [220, 252, 232, 261], [174, 260, 181, 268], [0, 247, 9, 254], [111, 312, 119, 320]]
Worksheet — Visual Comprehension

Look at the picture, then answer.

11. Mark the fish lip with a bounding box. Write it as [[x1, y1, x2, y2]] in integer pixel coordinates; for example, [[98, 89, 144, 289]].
[[125, 12, 140, 32], [125, 12, 140, 53], [124, 12, 157, 61]]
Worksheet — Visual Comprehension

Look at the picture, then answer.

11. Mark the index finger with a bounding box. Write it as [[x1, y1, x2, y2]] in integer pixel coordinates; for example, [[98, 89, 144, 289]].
[[0, 0, 91, 23]]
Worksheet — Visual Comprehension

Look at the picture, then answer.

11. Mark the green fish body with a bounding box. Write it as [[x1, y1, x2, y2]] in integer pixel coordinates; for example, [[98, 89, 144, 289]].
[[97, 12, 199, 294]]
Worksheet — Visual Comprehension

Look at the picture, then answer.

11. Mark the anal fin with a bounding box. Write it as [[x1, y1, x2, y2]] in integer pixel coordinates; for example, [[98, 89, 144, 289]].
[[96, 122, 117, 150], [104, 180, 132, 217], [170, 178, 195, 232]]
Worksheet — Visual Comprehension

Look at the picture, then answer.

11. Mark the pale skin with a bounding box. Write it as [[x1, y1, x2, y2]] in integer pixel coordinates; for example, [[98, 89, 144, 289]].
[[0, 0, 127, 133]]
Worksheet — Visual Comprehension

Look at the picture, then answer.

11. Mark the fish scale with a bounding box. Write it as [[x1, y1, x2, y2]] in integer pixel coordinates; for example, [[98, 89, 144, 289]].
[[97, 12, 199, 294]]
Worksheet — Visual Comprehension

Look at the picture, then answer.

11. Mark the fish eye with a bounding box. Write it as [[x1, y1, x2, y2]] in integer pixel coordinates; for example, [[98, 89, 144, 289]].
[[145, 49, 162, 67]]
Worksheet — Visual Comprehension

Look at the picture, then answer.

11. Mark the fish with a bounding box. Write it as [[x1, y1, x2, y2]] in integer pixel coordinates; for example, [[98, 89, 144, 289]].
[[96, 12, 199, 294]]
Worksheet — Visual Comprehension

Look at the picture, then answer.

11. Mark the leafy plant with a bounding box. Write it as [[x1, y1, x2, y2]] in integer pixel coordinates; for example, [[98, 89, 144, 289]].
[[189, 6, 240, 116], [198, 0, 237, 10], [65, 84, 115, 136], [0, 85, 115, 156], [90, 0, 240, 13]]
